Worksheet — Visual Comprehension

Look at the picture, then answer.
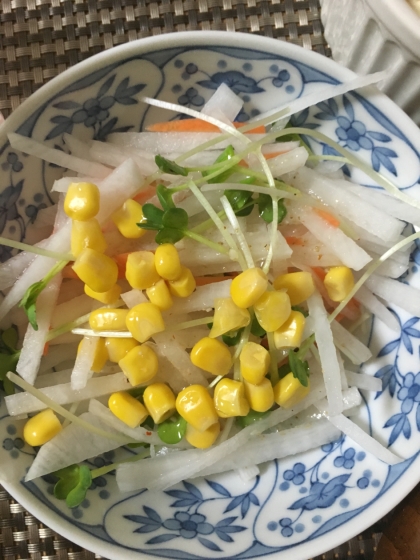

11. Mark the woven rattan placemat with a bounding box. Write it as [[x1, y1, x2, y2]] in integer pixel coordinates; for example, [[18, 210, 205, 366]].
[[0, 1, 397, 558]]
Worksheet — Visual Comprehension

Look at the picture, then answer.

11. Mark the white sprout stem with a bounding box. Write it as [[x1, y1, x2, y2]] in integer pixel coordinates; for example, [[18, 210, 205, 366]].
[[329, 231, 420, 323], [220, 195, 254, 269], [188, 181, 247, 270], [255, 147, 275, 189], [263, 198, 279, 274], [0, 237, 73, 261], [266, 331, 279, 385], [165, 316, 215, 332], [201, 183, 296, 199], [6, 371, 134, 445], [63, 401, 80, 429], [46, 312, 92, 341], [217, 417, 234, 444]]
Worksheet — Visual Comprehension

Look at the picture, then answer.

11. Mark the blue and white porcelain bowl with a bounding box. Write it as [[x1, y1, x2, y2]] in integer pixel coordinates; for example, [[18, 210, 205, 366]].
[[1, 31, 420, 560]]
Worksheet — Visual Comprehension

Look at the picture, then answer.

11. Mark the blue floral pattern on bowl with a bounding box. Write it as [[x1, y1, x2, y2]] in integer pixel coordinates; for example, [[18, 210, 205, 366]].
[[1, 33, 420, 560]]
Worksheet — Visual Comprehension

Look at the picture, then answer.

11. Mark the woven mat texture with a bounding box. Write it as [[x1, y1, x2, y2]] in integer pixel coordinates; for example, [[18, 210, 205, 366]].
[[0, 0, 388, 558]]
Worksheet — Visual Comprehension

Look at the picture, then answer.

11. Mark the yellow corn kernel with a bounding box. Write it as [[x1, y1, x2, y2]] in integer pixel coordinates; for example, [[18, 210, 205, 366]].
[[244, 378, 274, 412], [230, 268, 268, 309], [155, 244, 182, 280], [125, 303, 165, 343], [72, 248, 118, 293], [274, 372, 310, 408], [273, 311, 306, 349], [71, 219, 107, 257], [254, 291, 291, 333], [324, 266, 355, 302], [209, 297, 250, 339], [273, 271, 315, 305], [112, 199, 146, 239], [240, 341, 270, 384], [64, 182, 100, 221], [119, 344, 159, 386], [92, 338, 108, 372], [105, 337, 139, 363], [84, 283, 122, 305], [89, 308, 129, 331], [176, 384, 218, 431], [125, 251, 160, 290], [108, 392, 148, 428], [190, 337, 232, 376], [214, 379, 249, 418], [146, 279, 173, 311], [143, 383, 176, 424], [168, 266, 196, 298], [185, 421, 220, 449], [23, 409, 62, 447]]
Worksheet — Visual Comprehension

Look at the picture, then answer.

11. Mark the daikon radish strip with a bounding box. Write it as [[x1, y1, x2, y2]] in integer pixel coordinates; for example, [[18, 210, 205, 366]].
[[88, 400, 162, 444], [33, 204, 58, 228], [201, 83, 243, 122], [25, 412, 133, 482], [299, 207, 372, 271], [95, 159, 145, 224], [71, 328, 132, 338], [288, 167, 404, 243], [365, 274, 420, 316], [247, 71, 387, 125], [330, 320, 372, 365], [172, 326, 210, 349], [71, 336, 97, 390], [354, 285, 399, 332], [348, 184, 420, 227], [16, 273, 62, 385], [120, 289, 148, 309], [38, 343, 79, 373], [314, 387, 362, 416], [236, 466, 260, 482], [5, 371, 133, 416], [146, 342, 192, 394], [118, 371, 327, 492], [63, 133, 93, 160], [307, 291, 343, 416], [108, 132, 265, 154], [167, 280, 232, 315], [8, 133, 110, 179], [263, 146, 308, 177], [51, 176, 96, 193], [0, 250, 36, 291], [50, 294, 96, 329], [345, 371, 383, 392], [262, 141, 300, 155], [0, 220, 71, 322], [315, 410, 402, 465], [220, 195, 254, 269], [201, 182, 296, 200], [372, 258, 409, 279], [117, 418, 340, 491], [153, 333, 209, 386], [35, 369, 72, 388]]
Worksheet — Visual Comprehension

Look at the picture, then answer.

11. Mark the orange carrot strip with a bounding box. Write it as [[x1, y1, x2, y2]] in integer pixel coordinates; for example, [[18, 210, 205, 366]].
[[194, 274, 237, 286], [62, 265, 79, 280], [43, 342, 50, 356], [264, 151, 289, 160], [313, 208, 340, 228], [311, 266, 326, 282], [113, 253, 131, 279], [285, 236, 305, 247], [133, 183, 158, 205], [147, 119, 265, 134]]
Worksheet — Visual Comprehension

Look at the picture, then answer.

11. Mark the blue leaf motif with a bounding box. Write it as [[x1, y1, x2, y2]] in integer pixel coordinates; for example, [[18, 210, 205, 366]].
[[322, 144, 341, 157], [143, 506, 162, 523], [124, 514, 160, 526], [402, 332, 413, 354], [198, 537, 223, 551], [52, 100, 81, 110], [388, 415, 405, 446], [343, 95, 354, 121], [165, 490, 199, 500], [289, 474, 350, 511], [404, 328, 420, 337], [216, 517, 238, 527], [316, 100, 338, 117], [292, 109, 309, 127], [224, 494, 244, 513], [45, 118, 73, 140], [206, 479, 231, 497], [403, 317, 419, 330], [384, 413, 404, 428], [183, 480, 203, 499], [146, 534, 179, 544], [377, 339, 400, 357], [367, 131, 391, 142], [171, 499, 200, 508], [371, 147, 397, 175], [198, 71, 264, 94], [241, 495, 250, 518], [314, 112, 336, 121], [389, 375, 397, 398], [375, 364, 394, 379], [216, 531, 234, 542], [416, 403, 420, 431], [403, 416, 411, 439], [97, 75, 116, 98], [249, 492, 259, 506], [134, 525, 161, 534]]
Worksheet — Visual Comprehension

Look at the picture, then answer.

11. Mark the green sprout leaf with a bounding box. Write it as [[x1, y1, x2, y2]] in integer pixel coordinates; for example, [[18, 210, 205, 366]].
[[138, 204, 189, 245], [53, 464, 92, 508], [155, 228, 185, 244], [222, 328, 243, 347], [257, 194, 287, 224], [162, 208, 189, 230], [204, 145, 236, 184], [155, 155, 188, 176], [237, 409, 270, 428], [291, 305, 309, 318], [250, 316, 266, 338], [0, 326, 19, 395], [140, 204, 164, 229], [156, 184, 176, 210], [158, 414, 187, 444], [19, 260, 67, 331], [288, 349, 310, 387]]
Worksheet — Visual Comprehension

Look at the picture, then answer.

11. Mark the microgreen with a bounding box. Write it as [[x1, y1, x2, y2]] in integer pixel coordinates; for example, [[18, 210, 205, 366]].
[[19, 260, 67, 330], [224, 189, 254, 217], [250, 316, 266, 338], [155, 155, 188, 176], [207, 322, 244, 347], [257, 194, 287, 224], [237, 409, 270, 428], [0, 326, 19, 395], [156, 184, 176, 209], [291, 305, 309, 317], [288, 349, 310, 387], [204, 145, 236, 184], [158, 414, 187, 444], [53, 464, 92, 508]]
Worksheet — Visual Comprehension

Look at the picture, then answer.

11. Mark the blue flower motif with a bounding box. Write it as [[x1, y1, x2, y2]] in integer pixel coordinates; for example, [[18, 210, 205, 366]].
[[72, 97, 114, 127], [177, 87, 205, 108], [283, 462, 305, 485], [197, 71, 264, 94], [333, 448, 355, 469], [163, 512, 214, 539], [336, 117, 373, 151], [272, 70, 290, 88], [0, 180, 24, 235], [2, 436, 24, 458], [397, 372, 420, 414], [279, 517, 293, 537], [290, 474, 350, 511], [2, 153, 23, 173]]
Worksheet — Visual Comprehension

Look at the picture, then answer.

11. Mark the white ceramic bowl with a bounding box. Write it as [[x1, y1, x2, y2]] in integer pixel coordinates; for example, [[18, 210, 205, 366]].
[[1, 31, 420, 560], [320, 0, 420, 125]]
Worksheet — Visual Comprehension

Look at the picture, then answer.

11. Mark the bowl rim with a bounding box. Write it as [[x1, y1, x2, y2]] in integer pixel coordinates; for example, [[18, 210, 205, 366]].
[[2, 29, 420, 560]]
